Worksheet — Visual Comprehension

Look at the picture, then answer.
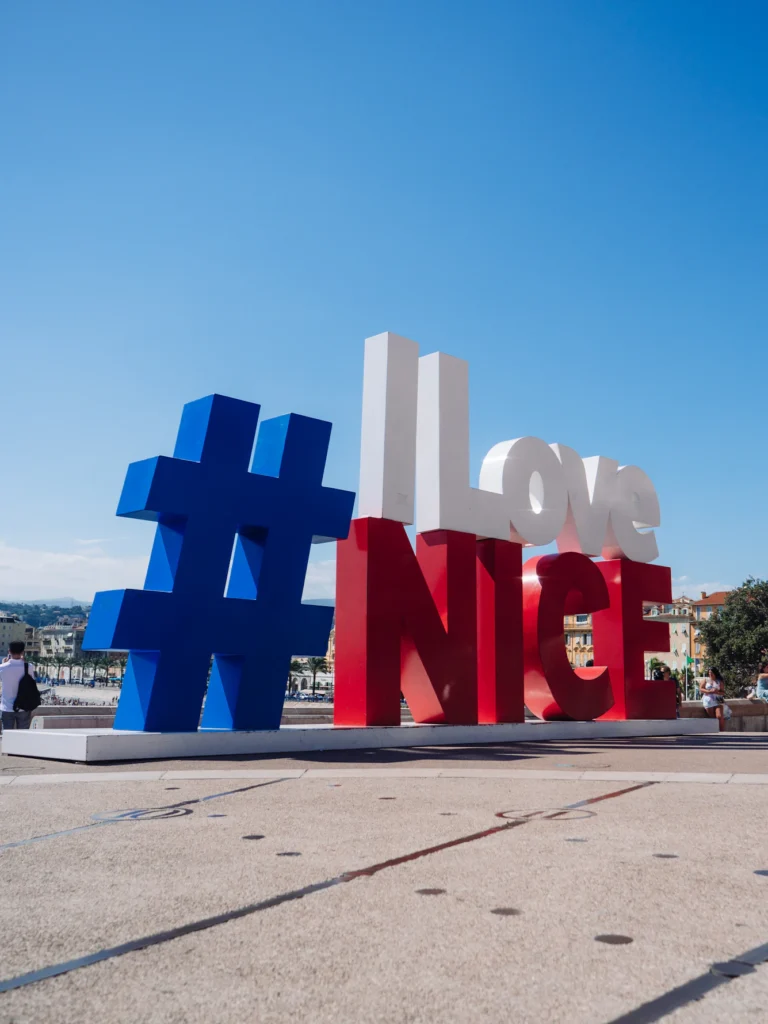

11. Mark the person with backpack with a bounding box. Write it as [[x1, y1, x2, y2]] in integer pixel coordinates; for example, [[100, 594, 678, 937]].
[[0, 641, 40, 731]]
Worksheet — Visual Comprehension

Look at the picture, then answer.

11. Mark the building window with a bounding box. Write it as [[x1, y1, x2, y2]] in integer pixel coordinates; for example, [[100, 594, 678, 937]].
[[575, 614, 588, 623]]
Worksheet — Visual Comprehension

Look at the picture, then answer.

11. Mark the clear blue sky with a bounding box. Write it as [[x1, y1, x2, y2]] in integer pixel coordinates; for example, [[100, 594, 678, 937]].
[[2, 0, 766, 601]]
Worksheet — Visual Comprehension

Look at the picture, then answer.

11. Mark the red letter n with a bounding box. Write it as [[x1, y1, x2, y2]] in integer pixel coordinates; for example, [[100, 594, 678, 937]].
[[334, 517, 477, 727]]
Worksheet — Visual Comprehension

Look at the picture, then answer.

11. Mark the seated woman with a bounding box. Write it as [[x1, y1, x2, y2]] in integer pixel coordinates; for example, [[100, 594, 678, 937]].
[[701, 667, 727, 732], [752, 662, 768, 703]]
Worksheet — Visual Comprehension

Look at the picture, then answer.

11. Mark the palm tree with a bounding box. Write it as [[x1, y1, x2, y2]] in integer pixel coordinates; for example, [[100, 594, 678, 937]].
[[99, 653, 113, 687], [80, 652, 93, 686], [288, 659, 303, 694], [71, 653, 84, 684], [51, 654, 66, 686], [116, 655, 128, 687], [306, 657, 328, 696]]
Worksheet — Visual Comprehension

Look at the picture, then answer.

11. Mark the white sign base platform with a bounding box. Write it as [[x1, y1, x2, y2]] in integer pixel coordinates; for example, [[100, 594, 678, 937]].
[[2, 718, 717, 763]]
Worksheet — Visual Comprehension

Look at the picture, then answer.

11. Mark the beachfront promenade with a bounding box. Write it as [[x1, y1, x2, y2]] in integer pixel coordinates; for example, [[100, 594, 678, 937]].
[[2, 733, 768, 1022]]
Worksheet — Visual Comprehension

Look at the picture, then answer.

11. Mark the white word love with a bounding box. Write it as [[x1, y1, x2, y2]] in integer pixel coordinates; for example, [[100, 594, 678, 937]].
[[358, 333, 659, 563]]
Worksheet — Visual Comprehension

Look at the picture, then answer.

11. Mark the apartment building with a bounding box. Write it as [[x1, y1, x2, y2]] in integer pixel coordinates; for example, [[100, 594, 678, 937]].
[[0, 614, 28, 657], [38, 623, 76, 663], [642, 596, 694, 678], [326, 626, 335, 673], [23, 625, 41, 660], [564, 597, 695, 677], [564, 613, 593, 667]]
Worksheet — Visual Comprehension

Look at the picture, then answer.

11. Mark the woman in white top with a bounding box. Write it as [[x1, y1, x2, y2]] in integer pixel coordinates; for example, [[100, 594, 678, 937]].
[[753, 662, 768, 702], [701, 667, 726, 732]]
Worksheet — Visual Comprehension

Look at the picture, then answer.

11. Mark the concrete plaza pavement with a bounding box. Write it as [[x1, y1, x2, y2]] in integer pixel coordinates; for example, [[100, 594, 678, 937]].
[[1, 734, 768, 1023]]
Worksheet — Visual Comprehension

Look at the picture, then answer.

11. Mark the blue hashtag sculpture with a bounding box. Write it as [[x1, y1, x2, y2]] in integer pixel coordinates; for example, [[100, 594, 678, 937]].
[[83, 394, 354, 732]]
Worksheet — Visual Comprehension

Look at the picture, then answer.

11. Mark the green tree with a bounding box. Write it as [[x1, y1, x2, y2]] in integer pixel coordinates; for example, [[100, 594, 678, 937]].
[[647, 657, 668, 677], [0, 603, 89, 628], [306, 656, 328, 695], [699, 578, 768, 696]]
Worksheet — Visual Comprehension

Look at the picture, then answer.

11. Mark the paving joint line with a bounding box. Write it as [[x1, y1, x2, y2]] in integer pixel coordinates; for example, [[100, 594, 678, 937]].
[[5, 767, 767, 785]]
